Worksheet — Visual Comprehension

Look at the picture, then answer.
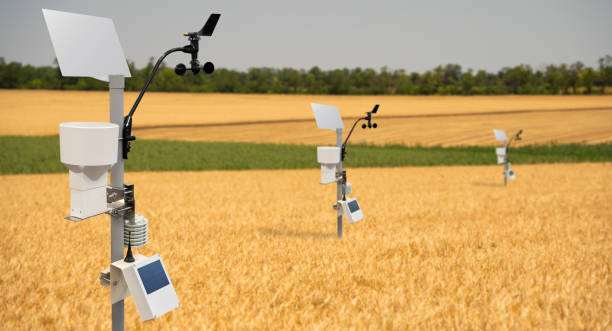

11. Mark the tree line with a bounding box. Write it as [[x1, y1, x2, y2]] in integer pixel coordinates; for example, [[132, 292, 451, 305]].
[[0, 55, 610, 95]]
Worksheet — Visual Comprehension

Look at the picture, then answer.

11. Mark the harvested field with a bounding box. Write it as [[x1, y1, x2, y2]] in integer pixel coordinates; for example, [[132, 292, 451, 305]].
[[0, 163, 610, 329], [1, 90, 611, 146], [132, 108, 612, 146]]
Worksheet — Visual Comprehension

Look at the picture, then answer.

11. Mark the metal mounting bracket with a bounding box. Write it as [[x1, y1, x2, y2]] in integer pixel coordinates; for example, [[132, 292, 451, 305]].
[[64, 185, 134, 221], [107, 186, 125, 203]]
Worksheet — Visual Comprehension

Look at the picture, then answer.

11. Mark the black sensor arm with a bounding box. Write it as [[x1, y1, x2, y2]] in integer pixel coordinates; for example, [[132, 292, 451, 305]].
[[507, 129, 523, 148], [341, 104, 379, 161], [121, 13, 220, 159], [121, 47, 184, 159]]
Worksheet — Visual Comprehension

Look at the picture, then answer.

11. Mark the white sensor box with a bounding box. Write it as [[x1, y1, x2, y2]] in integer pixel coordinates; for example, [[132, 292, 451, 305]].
[[339, 198, 363, 224], [506, 163, 516, 180], [496, 147, 506, 164], [317, 146, 341, 184], [111, 254, 179, 322], [59, 122, 118, 219]]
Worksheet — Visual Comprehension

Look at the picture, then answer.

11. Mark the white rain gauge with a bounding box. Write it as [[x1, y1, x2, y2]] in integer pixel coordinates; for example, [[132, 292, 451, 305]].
[[311, 103, 379, 237], [44, 9, 220, 329], [493, 129, 523, 186]]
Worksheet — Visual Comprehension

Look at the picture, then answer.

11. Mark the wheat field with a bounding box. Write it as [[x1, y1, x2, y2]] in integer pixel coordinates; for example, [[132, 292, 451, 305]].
[[0, 163, 610, 329], [1, 90, 611, 146]]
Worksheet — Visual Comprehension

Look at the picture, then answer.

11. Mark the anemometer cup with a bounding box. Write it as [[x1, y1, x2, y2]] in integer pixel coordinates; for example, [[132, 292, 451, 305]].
[[203, 61, 214, 74], [174, 61, 214, 76], [317, 146, 341, 184], [174, 63, 187, 75], [60, 122, 119, 219]]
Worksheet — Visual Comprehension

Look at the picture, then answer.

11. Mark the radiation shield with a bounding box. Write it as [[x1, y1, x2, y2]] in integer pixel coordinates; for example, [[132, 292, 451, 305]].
[[493, 129, 507, 142], [311, 103, 344, 131], [42, 9, 131, 81]]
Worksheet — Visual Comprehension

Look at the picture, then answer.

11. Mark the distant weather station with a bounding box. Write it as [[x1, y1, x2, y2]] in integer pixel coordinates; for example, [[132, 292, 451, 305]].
[[494, 129, 523, 186], [311, 103, 380, 237]]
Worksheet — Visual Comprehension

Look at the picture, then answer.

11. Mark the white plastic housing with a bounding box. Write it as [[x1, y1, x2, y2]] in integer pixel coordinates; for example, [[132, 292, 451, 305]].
[[507, 163, 516, 180], [344, 182, 352, 195], [496, 147, 506, 164], [111, 254, 180, 322], [59, 122, 118, 219], [317, 146, 341, 184], [339, 198, 364, 224]]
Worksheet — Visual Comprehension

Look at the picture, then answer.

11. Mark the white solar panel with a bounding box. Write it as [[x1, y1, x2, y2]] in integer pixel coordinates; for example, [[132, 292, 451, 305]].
[[493, 129, 507, 142], [43, 9, 131, 82], [311, 103, 344, 131]]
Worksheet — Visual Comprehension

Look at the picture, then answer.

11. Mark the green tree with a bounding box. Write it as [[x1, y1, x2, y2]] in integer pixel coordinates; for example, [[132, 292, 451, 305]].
[[501, 65, 533, 94], [579, 67, 595, 94], [598, 55, 612, 94], [460, 69, 474, 95], [568, 61, 584, 94]]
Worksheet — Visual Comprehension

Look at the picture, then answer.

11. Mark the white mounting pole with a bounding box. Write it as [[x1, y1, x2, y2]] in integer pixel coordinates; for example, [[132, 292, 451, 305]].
[[504, 141, 508, 187], [109, 75, 125, 331], [336, 128, 343, 238]]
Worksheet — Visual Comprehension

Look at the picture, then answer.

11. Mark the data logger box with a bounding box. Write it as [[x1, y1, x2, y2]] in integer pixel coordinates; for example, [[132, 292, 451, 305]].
[[339, 198, 363, 224], [111, 254, 179, 322], [506, 164, 516, 180]]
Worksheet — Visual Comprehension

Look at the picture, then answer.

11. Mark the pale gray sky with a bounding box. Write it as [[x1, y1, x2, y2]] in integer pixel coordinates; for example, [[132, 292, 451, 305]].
[[0, 0, 610, 73]]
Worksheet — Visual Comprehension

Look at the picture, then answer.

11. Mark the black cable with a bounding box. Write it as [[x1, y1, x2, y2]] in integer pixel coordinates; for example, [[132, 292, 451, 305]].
[[341, 117, 366, 161], [507, 129, 523, 148], [126, 46, 184, 120], [121, 47, 186, 159], [343, 117, 366, 147]]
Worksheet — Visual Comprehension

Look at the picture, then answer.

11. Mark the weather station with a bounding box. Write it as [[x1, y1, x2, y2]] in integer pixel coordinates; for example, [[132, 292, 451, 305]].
[[493, 129, 523, 186], [311, 103, 380, 237], [43, 8, 220, 330]]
